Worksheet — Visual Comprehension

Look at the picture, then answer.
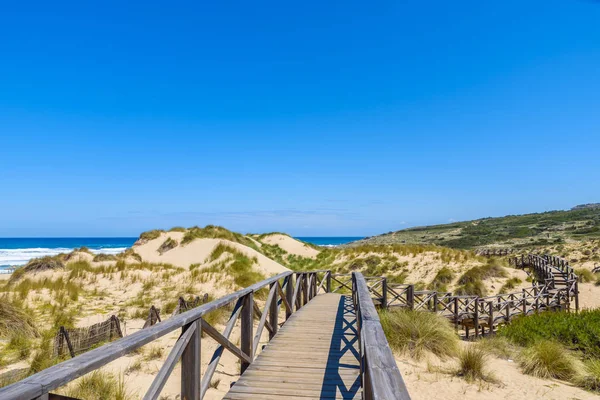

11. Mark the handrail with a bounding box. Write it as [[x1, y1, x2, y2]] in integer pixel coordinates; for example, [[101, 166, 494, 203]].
[[0, 271, 293, 400], [353, 272, 411, 400]]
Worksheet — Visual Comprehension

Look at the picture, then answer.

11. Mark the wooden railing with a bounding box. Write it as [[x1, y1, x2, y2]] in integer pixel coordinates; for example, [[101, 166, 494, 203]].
[[0, 270, 330, 400], [353, 272, 411, 400], [0, 258, 576, 399]]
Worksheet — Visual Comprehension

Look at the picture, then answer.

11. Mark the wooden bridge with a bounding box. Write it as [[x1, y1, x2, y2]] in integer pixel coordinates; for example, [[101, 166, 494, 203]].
[[0, 254, 577, 399], [0, 271, 410, 400]]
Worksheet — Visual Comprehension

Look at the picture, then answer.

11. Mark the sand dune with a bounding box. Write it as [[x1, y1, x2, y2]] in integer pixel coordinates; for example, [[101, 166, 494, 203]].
[[134, 232, 289, 276], [259, 233, 320, 259]]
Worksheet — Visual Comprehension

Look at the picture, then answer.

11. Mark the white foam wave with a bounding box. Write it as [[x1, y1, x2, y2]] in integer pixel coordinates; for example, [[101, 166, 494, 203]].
[[0, 247, 128, 267]]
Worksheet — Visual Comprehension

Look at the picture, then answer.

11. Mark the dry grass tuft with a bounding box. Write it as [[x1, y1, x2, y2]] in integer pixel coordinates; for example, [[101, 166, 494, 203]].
[[519, 341, 577, 380], [0, 299, 38, 338], [454, 346, 498, 383], [379, 309, 459, 360]]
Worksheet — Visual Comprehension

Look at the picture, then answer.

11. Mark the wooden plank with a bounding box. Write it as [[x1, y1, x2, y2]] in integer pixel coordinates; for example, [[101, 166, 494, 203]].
[[224, 293, 361, 400]]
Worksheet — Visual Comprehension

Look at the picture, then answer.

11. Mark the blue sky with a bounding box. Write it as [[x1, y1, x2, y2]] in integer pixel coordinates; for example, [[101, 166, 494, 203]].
[[1, 0, 599, 237]]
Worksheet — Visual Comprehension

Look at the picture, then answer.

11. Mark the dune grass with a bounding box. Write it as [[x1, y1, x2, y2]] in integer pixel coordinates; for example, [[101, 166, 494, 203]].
[[182, 225, 259, 250], [498, 277, 523, 294], [9, 256, 64, 282], [576, 358, 600, 392], [61, 370, 134, 400], [576, 268, 596, 283], [427, 267, 454, 291], [454, 346, 497, 383], [157, 237, 178, 254], [379, 309, 458, 360], [139, 229, 164, 241], [0, 298, 38, 339], [475, 335, 515, 359], [518, 340, 578, 380], [92, 253, 117, 262]]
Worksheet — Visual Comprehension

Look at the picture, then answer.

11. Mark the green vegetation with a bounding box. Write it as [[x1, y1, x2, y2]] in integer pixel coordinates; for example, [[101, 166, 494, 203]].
[[61, 370, 134, 400], [157, 237, 178, 254], [144, 345, 164, 361], [475, 336, 514, 359], [498, 309, 600, 358], [454, 347, 496, 383], [577, 359, 600, 391], [168, 226, 186, 232], [455, 260, 508, 296], [518, 341, 577, 380], [139, 229, 164, 241], [576, 268, 596, 283], [93, 253, 117, 262], [427, 267, 454, 291], [353, 205, 600, 250], [182, 225, 259, 250], [498, 277, 522, 294], [0, 298, 38, 338], [379, 309, 458, 360], [10, 256, 64, 281]]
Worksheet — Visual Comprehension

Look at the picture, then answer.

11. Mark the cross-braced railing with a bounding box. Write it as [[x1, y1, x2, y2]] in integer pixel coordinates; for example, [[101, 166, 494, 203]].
[[0, 270, 328, 400], [352, 272, 411, 400]]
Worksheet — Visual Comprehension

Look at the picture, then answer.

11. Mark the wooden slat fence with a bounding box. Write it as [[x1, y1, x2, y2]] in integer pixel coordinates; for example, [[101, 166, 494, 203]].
[[53, 315, 123, 358]]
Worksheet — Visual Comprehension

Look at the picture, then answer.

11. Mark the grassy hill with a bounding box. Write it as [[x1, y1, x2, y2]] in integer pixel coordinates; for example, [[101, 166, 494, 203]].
[[351, 204, 600, 250]]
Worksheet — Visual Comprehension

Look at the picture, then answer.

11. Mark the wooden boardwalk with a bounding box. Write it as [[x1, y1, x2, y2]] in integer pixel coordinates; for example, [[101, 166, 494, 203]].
[[224, 293, 361, 400]]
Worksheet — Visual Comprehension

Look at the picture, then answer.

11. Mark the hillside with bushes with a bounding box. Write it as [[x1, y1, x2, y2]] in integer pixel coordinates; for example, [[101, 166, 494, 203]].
[[351, 204, 600, 251]]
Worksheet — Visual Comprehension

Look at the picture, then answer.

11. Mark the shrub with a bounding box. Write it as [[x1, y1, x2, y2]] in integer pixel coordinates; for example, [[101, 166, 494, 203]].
[[379, 309, 458, 360], [168, 226, 187, 232], [519, 341, 577, 380], [498, 309, 600, 358]]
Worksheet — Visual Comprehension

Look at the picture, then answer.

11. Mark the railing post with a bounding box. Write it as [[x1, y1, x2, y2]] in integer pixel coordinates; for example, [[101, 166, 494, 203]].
[[408, 285, 414, 310], [285, 275, 294, 319], [453, 297, 459, 331], [302, 273, 309, 305], [381, 277, 388, 310], [326, 271, 332, 293], [574, 281, 579, 312], [269, 282, 278, 339], [181, 319, 201, 400], [240, 292, 254, 374], [487, 301, 494, 335], [474, 299, 479, 339]]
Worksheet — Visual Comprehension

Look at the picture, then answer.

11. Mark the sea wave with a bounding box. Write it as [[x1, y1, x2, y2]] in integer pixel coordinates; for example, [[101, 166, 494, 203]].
[[0, 247, 128, 267]]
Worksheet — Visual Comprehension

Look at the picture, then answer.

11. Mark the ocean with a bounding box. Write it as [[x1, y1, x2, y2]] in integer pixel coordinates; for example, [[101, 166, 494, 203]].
[[0, 238, 137, 269], [0, 236, 361, 270]]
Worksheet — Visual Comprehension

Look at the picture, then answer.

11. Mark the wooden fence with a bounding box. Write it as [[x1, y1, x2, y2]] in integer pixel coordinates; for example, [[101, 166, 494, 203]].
[[53, 315, 123, 358]]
